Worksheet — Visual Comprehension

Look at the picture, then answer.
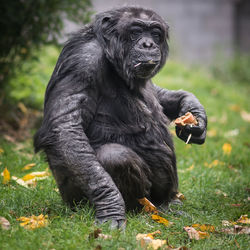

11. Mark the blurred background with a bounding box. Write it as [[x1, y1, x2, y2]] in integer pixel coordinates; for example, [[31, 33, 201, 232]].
[[0, 0, 249, 139]]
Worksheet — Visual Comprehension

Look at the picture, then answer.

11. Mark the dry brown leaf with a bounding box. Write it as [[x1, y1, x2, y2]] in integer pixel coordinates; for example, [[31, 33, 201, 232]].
[[229, 104, 241, 112], [183, 226, 210, 240], [2, 167, 10, 184], [230, 204, 241, 207], [17, 214, 48, 230], [0, 217, 10, 230], [222, 220, 237, 227], [138, 197, 158, 214], [215, 189, 228, 197], [176, 192, 186, 201], [221, 225, 250, 235], [18, 102, 28, 114], [136, 233, 166, 250], [237, 215, 250, 224], [151, 214, 172, 227], [241, 110, 250, 122], [222, 143, 232, 155], [22, 163, 36, 171], [192, 224, 215, 232], [3, 135, 16, 143]]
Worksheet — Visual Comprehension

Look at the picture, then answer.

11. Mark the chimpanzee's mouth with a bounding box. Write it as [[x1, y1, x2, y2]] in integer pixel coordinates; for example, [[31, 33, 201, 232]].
[[133, 60, 159, 79], [134, 60, 159, 68]]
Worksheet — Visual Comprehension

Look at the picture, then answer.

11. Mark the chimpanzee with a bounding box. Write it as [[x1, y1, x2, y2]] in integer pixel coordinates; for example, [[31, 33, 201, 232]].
[[34, 6, 207, 228]]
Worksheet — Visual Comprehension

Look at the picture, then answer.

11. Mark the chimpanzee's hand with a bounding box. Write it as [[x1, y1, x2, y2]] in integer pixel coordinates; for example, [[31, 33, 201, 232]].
[[175, 115, 207, 144]]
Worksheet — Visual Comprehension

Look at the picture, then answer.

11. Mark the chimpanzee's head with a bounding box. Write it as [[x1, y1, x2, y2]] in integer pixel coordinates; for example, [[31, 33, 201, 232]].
[[94, 7, 169, 89]]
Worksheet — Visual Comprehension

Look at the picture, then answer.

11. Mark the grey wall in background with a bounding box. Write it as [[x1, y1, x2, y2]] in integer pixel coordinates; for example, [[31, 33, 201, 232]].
[[64, 0, 250, 65]]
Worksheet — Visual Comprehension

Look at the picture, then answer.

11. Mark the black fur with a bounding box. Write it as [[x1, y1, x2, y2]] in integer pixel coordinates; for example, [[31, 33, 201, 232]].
[[34, 6, 207, 227]]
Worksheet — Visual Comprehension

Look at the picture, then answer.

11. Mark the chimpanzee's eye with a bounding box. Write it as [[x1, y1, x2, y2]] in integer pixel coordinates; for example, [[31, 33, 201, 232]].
[[151, 28, 162, 43], [130, 26, 143, 40]]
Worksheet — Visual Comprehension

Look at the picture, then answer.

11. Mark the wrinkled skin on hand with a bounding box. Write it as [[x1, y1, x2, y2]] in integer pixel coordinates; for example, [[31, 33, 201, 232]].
[[34, 6, 207, 229]]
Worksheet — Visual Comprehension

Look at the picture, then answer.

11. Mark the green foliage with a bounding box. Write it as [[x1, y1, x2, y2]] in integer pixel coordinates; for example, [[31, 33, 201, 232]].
[[0, 61, 249, 249], [0, 0, 91, 90], [6, 46, 60, 109]]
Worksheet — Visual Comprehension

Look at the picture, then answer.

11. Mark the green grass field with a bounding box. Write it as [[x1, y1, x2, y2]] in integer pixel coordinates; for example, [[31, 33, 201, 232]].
[[0, 51, 249, 249]]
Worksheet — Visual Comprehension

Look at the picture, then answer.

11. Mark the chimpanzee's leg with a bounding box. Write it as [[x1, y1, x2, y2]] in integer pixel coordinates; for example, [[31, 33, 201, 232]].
[[96, 143, 152, 210]]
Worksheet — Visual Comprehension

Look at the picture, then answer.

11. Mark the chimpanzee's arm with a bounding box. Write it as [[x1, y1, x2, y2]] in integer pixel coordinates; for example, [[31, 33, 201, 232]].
[[34, 40, 125, 226], [154, 84, 207, 144]]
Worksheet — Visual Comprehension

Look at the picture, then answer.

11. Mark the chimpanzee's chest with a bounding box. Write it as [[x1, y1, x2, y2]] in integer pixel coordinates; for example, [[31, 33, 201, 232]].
[[86, 89, 171, 151]]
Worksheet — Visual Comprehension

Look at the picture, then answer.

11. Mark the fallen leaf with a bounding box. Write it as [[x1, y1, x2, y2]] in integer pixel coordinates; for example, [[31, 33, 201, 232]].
[[215, 189, 228, 197], [0, 148, 4, 154], [222, 143, 232, 155], [186, 164, 194, 171], [230, 204, 241, 207], [22, 170, 50, 181], [224, 129, 239, 137], [17, 214, 48, 229], [192, 224, 215, 232], [0, 217, 10, 230], [18, 102, 28, 114], [222, 220, 236, 227], [176, 192, 186, 201], [207, 129, 217, 137], [89, 228, 102, 239], [241, 110, 250, 122], [146, 230, 161, 239], [2, 167, 10, 184], [204, 160, 225, 168], [136, 233, 166, 250], [138, 197, 158, 214], [237, 215, 250, 224], [229, 104, 241, 112], [98, 233, 112, 239], [151, 214, 172, 226], [3, 135, 16, 143], [22, 163, 36, 171], [221, 225, 250, 235], [183, 226, 210, 240], [11, 176, 30, 188]]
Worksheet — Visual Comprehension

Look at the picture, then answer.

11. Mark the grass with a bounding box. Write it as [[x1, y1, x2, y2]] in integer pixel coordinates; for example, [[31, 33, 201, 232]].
[[0, 51, 250, 249]]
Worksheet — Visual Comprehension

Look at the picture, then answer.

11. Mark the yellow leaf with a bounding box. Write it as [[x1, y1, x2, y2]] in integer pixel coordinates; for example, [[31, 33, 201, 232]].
[[192, 223, 215, 232], [11, 176, 30, 188], [222, 143, 232, 155], [151, 214, 172, 226], [176, 192, 186, 200], [17, 214, 48, 230], [138, 197, 158, 214], [22, 163, 36, 171], [204, 160, 225, 168], [184, 226, 210, 240], [0, 148, 4, 154], [229, 104, 241, 112], [136, 232, 166, 250], [186, 164, 194, 171], [237, 215, 250, 224], [207, 129, 217, 137], [2, 168, 10, 184], [22, 170, 50, 181]]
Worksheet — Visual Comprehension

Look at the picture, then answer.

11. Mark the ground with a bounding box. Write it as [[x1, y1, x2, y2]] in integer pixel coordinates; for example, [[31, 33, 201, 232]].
[[0, 51, 249, 249]]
